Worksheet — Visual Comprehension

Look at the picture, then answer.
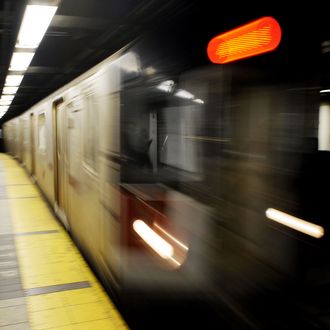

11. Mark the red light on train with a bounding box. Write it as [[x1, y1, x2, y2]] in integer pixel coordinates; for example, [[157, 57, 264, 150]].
[[207, 16, 281, 64]]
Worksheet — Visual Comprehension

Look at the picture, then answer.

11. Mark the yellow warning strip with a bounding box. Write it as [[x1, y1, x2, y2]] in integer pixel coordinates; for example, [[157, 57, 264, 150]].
[[7, 184, 40, 199], [1, 154, 128, 330]]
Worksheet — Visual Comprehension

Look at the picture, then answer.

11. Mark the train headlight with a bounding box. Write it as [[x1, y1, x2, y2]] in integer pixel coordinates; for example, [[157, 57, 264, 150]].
[[133, 219, 174, 259], [132, 219, 189, 268]]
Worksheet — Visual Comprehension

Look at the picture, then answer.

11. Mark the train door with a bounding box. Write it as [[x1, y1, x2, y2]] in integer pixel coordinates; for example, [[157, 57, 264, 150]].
[[30, 113, 35, 175], [14, 119, 19, 159], [99, 90, 122, 281], [66, 89, 100, 262], [17, 118, 23, 162], [22, 116, 29, 168], [54, 100, 69, 228], [66, 97, 85, 245]]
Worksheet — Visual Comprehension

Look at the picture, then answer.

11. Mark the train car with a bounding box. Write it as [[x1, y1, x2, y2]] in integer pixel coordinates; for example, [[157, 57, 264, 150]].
[[3, 15, 330, 329], [4, 41, 212, 290]]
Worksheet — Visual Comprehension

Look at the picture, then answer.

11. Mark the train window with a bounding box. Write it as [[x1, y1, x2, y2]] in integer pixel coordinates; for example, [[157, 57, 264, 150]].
[[38, 113, 46, 153], [83, 92, 98, 172], [159, 105, 202, 173]]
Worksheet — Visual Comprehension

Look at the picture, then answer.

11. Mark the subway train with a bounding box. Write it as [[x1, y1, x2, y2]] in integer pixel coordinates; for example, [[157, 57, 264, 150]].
[[3, 15, 330, 329]]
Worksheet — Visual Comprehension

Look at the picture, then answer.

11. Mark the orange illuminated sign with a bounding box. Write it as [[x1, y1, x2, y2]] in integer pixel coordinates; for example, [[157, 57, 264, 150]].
[[207, 17, 282, 64]]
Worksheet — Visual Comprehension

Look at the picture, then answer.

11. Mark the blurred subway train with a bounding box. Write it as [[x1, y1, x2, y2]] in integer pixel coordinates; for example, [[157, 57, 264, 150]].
[[3, 15, 330, 329]]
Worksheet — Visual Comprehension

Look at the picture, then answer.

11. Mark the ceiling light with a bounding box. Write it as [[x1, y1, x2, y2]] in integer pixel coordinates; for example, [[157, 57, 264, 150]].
[[1, 95, 14, 101], [0, 100, 12, 106], [16, 5, 58, 48], [2, 87, 19, 94], [9, 52, 35, 71], [5, 75, 24, 86]]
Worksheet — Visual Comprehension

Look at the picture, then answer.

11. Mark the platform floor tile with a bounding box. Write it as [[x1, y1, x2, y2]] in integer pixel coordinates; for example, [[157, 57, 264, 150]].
[[0, 153, 128, 330]]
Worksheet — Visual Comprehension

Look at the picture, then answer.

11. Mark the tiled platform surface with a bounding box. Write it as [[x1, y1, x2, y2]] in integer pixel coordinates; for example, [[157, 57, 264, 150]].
[[0, 153, 128, 330]]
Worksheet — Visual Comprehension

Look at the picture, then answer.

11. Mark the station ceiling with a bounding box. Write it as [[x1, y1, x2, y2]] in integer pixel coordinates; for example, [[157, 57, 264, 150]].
[[1, 1, 329, 126], [0, 0, 195, 125]]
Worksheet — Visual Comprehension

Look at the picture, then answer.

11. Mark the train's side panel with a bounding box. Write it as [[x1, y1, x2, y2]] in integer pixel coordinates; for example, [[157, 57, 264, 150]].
[[52, 98, 69, 227], [11, 118, 19, 158], [21, 113, 28, 167], [17, 117, 23, 162], [97, 62, 122, 284], [34, 102, 55, 205], [13, 118, 19, 158], [2, 122, 9, 153], [3, 121, 13, 155], [25, 110, 35, 175], [21, 112, 31, 171], [67, 81, 101, 265], [63, 58, 123, 284], [8, 120, 15, 155], [64, 88, 86, 242]]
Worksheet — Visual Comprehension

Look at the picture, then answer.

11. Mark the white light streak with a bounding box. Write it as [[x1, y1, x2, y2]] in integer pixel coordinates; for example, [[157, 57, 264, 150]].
[[175, 89, 194, 99], [154, 223, 189, 250], [157, 80, 174, 93], [133, 220, 174, 259], [193, 98, 204, 104], [265, 208, 324, 238]]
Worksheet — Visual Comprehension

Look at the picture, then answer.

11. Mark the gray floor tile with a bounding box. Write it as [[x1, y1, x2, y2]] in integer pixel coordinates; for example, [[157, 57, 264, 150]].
[[0, 298, 25, 309], [0, 261, 18, 270], [0, 277, 22, 287], [0, 283, 22, 293], [0, 269, 19, 280], [0, 305, 28, 327], [0, 290, 24, 300], [0, 323, 30, 330]]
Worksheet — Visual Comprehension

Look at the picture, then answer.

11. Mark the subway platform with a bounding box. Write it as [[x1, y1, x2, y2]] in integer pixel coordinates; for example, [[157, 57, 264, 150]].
[[0, 153, 128, 330]]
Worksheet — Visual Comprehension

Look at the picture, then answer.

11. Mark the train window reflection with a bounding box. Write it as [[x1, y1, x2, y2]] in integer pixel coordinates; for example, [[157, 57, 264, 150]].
[[38, 113, 46, 153], [83, 93, 98, 172], [159, 105, 201, 173]]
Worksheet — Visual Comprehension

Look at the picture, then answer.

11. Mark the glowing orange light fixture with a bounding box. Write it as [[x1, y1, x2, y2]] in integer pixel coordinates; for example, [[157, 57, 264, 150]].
[[207, 16, 282, 64]]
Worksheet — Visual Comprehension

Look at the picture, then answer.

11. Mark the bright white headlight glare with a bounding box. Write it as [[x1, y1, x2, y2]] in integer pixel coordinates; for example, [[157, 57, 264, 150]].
[[133, 220, 174, 259]]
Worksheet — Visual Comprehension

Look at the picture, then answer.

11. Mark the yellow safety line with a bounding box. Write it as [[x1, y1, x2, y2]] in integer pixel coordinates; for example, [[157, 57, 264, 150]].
[[0, 154, 128, 330]]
